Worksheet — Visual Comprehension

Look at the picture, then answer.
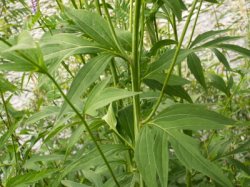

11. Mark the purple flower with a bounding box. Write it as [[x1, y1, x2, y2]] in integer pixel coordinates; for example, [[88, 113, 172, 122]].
[[31, 0, 38, 14]]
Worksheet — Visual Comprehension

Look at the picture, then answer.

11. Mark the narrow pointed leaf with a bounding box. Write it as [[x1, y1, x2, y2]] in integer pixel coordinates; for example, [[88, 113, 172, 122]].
[[0, 76, 17, 92], [197, 36, 241, 48], [168, 130, 233, 187], [135, 126, 158, 187], [154, 129, 169, 187], [187, 53, 207, 89], [65, 8, 118, 50], [85, 87, 139, 114], [212, 48, 231, 70], [215, 44, 250, 58], [26, 106, 60, 124], [41, 33, 105, 72], [59, 54, 112, 118], [6, 169, 58, 187], [190, 29, 228, 48], [102, 104, 117, 130], [209, 73, 230, 96], [152, 104, 234, 130], [61, 180, 91, 187]]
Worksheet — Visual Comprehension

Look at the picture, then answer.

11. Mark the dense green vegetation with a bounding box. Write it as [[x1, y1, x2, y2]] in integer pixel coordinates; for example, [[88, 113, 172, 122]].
[[0, 0, 249, 186]]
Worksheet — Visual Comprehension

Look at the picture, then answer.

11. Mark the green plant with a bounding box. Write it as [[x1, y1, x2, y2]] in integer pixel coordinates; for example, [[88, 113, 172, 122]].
[[0, 0, 249, 186]]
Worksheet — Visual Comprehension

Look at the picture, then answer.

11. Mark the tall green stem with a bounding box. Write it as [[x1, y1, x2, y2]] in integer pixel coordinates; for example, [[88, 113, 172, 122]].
[[45, 73, 120, 186], [143, 0, 199, 123], [187, 0, 203, 47], [0, 92, 19, 173], [101, 0, 125, 56], [131, 0, 142, 142]]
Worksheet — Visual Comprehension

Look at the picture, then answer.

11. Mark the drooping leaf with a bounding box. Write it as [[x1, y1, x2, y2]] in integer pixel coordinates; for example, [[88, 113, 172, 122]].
[[64, 8, 119, 51], [215, 44, 250, 58], [187, 53, 207, 89], [162, 0, 186, 21], [58, 54, 113, 118], [0, 75, 17, 92], [153, 128, 169, 187], [57, 144, 128, 185], [82, 170, 104, 187], [102, 104, 117, 130], [6, 169, 58, 187], [204, 0, 219, 3], [151, 104, 234, 130], [143, 78, 193, 102], [61, 180, 91, 187], [144, 73, 190, 86], [190, 29, 229, 48], [149, 39, 177, 56], [116, 30, 132, 52], [26, 106, 60, 124], [0, 122, 19, 150], [41, 33, 105, 72], [103, 173, 138, 187], [168, 130, 233, 187], [85, 85, 139, 115], [66, 125, 85, 155], [117, 105, 134, 141], [212, 48, 231, 70], [144, 49, 193, 78], [197, 36, 241, 48], [209, 73, 230, 96], [0, 32, 47, 73], [135, 126, 158, 187]]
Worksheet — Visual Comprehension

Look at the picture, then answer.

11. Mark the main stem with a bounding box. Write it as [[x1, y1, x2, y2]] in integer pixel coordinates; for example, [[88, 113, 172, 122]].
[[143, 0, 199, 123], [0, 92, 19, 173], [45, 73, 120, 187], [131, 0, 142, 142]]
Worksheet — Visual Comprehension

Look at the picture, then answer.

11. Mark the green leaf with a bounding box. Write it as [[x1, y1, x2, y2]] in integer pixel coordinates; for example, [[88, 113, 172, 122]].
[[215, 44, 250, 58], [149, 39, 177, 56], [144, 49, 193, 78], [85, 86, 139, 115], [65, 8, 118, 51], [209, 73, 230, 96], [212, 48, 231, 70], [143, 78, 193, 102], [6, 169, 58, 187], [117, 105, 134, 141], [0, 122, 19, 150], [0, 62, 37, 72], [135, 126, 158, 187], [82, 170, 104, 187], [116, 30, 132, 52], [102, 104, 117, 130], [187, 53, 207, 89], [0, 33, 47, 73], [151, 104, 234, 130], [204, 0, 219, 3], [58, 54, 113, 118], [66, 125, 85, 155], [26, 106, 60, 124], [162, 0, 186, 21], [197, 36, 241, 48], [154, 129, 169, 187], [61, 180, 91, 187], [41, 33, 105, 73], [168, 130, 233, 187], [59, 144, 128, 182], [0, 76, 17, 92], [4, 31, 36, 51], [190, 29, 229, 48], [144, 73, 190, 86]]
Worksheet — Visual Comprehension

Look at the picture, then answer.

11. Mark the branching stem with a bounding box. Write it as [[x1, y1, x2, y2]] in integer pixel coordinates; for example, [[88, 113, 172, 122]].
[[143, 0, 199, 123]]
